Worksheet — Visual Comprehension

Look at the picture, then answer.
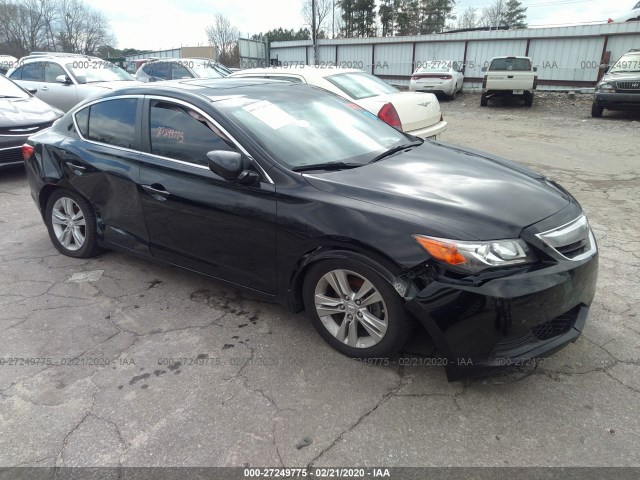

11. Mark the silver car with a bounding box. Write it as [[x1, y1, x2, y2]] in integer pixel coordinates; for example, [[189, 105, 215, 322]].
[[7, 53, 137, 112], [135, 58, 231, 82]]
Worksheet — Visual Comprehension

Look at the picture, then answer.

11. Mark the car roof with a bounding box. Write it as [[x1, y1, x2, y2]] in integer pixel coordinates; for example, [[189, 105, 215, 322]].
[[232, 65, 363, 79], [17, 53, 101, 63], [75, 77, 300, 106], [489, 56, 531, 60], [147, 58, 220, 63]]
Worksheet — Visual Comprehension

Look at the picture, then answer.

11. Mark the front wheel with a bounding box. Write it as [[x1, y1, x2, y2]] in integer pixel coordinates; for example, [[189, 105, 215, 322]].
[[480, 94, 488, 106], [45, 189, 102, 258], [302, 259, 412, 358], [591, 102, 604, 117]]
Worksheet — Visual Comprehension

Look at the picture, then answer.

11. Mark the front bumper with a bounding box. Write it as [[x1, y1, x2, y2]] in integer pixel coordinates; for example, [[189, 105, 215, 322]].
[[406, 252, 598, 381], [407, 120, 448, 140], [594, 92, 640, 109]]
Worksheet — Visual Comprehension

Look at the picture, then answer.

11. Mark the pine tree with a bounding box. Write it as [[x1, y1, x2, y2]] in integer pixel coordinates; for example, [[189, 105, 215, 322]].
[[379, 0, 395, 36], [503, 0, 527, 28]]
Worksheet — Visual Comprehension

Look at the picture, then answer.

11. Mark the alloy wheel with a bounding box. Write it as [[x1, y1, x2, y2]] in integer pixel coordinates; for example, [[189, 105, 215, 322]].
[[51, 197, 86, 251], [314, 269, 388, 348]]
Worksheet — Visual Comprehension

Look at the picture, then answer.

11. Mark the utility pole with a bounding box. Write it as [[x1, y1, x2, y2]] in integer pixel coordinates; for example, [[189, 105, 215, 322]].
[[332, 0, 335, 38], [312, 0, 318, 65]]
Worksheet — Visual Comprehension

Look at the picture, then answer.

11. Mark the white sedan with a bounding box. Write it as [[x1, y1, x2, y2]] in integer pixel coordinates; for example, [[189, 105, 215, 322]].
[[409, 61, 464, 100], [230, 66, 447, 140], [608, 1, 640, 22]]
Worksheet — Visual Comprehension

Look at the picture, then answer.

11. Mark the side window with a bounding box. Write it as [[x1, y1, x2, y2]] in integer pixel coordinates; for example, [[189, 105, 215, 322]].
[[142, 63, 153, 75], [87, 98, 138, 148], [153, 62, 170, 80], [172, 64, 192, 79], [43, 63, 66, 83], [21, 62, 44, 81], [75, 107, 89, 137], [149, 100, 234, 166], [8, 66, 23, 80]]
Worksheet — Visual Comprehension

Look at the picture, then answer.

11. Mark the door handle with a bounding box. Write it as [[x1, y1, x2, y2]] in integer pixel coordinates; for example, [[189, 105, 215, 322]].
[[41, 85, 49, 91], [142, 184, 171, 199], [64, 161, 86, 174]]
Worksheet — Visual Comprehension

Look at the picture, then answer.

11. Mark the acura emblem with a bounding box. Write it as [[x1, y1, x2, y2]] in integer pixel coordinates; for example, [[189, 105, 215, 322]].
[[418, 101, 431, 108], [633, 83, 639, 88]]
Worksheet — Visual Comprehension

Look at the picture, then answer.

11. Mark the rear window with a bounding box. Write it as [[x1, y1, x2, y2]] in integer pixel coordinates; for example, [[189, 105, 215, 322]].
[[489, 58, 532, 71], [86, 98, 138, 149], [324, 72, 398, 100]]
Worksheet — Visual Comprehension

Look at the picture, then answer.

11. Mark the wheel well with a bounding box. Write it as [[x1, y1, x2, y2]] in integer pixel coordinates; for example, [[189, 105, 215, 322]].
[[38, 184, 58, 214], [287, 246, 404, 314]]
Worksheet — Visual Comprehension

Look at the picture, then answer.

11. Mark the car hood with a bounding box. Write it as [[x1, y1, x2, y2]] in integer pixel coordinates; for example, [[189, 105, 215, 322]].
[[0, 96, 60, 128], [601, 71, 640, 83], [303, 142, 572, 240]]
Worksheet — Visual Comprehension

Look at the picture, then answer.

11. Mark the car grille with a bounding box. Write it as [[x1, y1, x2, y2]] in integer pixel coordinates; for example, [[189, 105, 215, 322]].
[[536, 214, 596, 261], [0, 147, 22, 165], [616, 81, 640, 92], [531, 306, 580, 341]]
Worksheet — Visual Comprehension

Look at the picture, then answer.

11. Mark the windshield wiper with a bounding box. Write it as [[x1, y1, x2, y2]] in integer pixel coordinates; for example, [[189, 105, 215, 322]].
[[292, 162, 363, 172], [368, 140, 423, 164]]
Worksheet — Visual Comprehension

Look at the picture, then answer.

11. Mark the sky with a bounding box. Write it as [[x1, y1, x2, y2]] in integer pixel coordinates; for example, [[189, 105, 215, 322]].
[[87, 0, 636, 50]]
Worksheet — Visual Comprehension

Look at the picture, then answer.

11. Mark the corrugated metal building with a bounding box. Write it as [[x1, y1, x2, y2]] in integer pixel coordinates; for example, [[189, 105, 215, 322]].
[[125, 46, 216, 62], [269, 23, 640, 89]]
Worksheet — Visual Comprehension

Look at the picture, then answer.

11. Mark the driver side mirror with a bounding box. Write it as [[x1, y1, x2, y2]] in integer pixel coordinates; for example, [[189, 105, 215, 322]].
[[56, 74, 72, 85], [533, 66, 538, 72], [481, 66, 487, 73], [26, 87, 38, 94], [207, 150, 260, 186]]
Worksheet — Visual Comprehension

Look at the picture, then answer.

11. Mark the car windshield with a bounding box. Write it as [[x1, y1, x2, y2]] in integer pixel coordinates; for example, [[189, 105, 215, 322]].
[[0, 73, 30, 98], [489, 58, 531, 71], [192, 62, 230, 78], [610, 53, 640, 72], [65, 62, 135, 83], [216, 85, 408, 170], [324, 72, 398, 100], [635, 1, 640, 9]]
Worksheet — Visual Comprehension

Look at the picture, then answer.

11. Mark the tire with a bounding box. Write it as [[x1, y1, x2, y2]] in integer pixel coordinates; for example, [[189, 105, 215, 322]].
[[302, 258, 412, 358], [591, 102, 604, 117], [45, 189, 102, 258], [524, 92, 534, 107], [449, 88, 457, 100], [480, 94, 488, 107]]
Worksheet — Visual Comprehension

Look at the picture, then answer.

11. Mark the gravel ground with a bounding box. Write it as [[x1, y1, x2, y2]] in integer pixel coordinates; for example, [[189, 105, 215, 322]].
[[0, 93, 639, 473]]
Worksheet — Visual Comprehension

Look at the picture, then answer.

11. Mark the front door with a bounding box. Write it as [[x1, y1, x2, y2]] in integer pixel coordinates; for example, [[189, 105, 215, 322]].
[[138, 98, 278, 294]]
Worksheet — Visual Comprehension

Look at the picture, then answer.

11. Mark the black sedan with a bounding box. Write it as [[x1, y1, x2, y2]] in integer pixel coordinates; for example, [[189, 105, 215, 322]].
[[1, 74, 63, 169], [22, 79, 598, 380]]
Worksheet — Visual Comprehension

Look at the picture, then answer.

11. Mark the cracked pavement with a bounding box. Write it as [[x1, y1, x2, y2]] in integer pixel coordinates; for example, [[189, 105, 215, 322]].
[[0, 93, 639, 468]]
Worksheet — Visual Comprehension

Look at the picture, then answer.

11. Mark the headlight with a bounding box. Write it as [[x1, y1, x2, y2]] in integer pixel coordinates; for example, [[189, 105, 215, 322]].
[[597, 82, 615, 92], [412, 235, 537, 273]]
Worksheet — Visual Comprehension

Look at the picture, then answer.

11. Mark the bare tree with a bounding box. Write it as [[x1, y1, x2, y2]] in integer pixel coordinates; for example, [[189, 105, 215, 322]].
[[480, 0, 507, 27], [205, 13, 240, 65], [302, 0, 333, 39], [456, 6, 479, 29]]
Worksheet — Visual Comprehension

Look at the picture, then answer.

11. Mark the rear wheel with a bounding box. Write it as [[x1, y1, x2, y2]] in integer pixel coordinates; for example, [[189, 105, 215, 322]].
[[303, 259, 411, 357], [45, 189, 102, 258], [480, 94, 488, 107], [449, 88, 457, 100], [591, 102, 604, 117], [524, 92, 534, 107]]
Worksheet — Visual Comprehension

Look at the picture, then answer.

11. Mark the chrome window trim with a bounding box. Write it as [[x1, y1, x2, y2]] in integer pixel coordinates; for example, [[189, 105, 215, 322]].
[[71, 94, 274, 184], [536, 214, 597, 261]]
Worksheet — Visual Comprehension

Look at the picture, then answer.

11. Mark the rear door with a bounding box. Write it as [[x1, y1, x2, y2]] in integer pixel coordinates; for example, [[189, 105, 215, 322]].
[[138, 97, 278, 293]]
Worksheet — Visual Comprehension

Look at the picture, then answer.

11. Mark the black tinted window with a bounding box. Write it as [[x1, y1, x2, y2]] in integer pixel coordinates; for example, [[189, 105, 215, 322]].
[[75, 107, 89, 137], [152, 62, 170, 80], [21, 63, 44, 81], [149, 100, 234, 165], [142, 64, 153, 75], [87, 99, 137, 148]]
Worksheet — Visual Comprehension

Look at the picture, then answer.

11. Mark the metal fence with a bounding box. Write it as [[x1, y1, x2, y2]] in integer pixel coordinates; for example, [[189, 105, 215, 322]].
[[269, 23, 640, 90]]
